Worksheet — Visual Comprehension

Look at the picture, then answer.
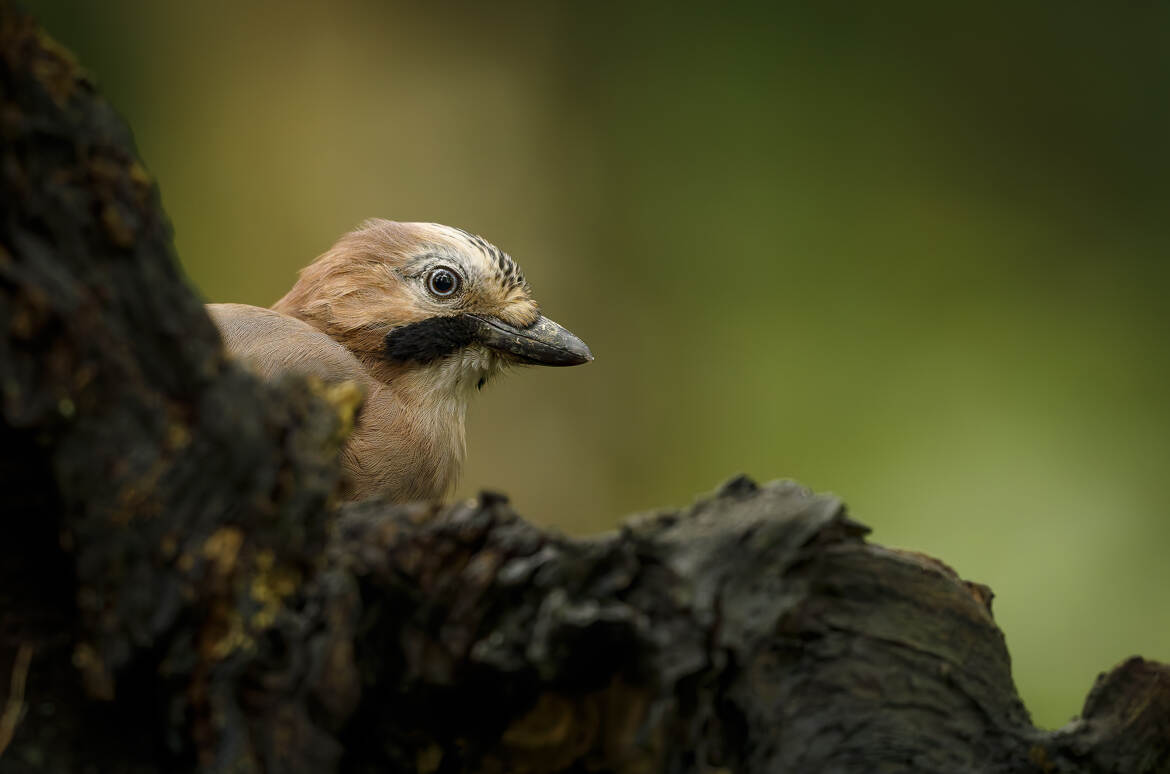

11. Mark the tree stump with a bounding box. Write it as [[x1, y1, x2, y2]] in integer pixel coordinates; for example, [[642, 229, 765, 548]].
[[1, 6, 1167, 773]]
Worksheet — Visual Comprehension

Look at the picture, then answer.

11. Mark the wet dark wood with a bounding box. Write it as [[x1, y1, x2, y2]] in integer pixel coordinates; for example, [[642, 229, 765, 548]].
[[2, 6, 1168, 773]]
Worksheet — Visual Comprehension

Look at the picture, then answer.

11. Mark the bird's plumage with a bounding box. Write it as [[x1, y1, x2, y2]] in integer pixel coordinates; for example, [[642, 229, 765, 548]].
[[208, 220, 590, 502]]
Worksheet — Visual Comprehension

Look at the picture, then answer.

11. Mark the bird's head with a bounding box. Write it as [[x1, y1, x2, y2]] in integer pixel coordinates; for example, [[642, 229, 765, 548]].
[[273, 219, 592, 391]]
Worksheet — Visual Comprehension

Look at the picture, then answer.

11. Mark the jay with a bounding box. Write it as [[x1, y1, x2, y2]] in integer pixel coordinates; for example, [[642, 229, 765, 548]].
[[208, 220, 591, 502]]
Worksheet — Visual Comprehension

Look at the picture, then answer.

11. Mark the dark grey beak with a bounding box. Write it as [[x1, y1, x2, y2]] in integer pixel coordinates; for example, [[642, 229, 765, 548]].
[[470, 314, 593, 366]]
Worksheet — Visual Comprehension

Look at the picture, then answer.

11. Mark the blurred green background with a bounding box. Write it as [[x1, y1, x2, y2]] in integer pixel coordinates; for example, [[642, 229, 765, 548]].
[[27, 0, 1169, 729]]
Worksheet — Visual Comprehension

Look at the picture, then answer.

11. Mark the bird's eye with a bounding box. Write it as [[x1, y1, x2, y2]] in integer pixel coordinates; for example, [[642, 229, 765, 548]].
[[426, 267, 460, 298]]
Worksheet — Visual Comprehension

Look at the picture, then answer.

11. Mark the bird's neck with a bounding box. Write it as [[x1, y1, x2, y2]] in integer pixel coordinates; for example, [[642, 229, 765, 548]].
[[362, 347, 495, 399], [357, 347, 500, 501], [390, 362, 472, 430]]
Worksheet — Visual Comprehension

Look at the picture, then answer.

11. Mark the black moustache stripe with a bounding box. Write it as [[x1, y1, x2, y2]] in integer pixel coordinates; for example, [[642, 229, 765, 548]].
[[383, 315, 479, 364]]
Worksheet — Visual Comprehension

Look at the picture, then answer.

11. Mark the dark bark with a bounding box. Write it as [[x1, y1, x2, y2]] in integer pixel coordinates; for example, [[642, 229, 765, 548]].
[[1, 6, 1168, 773]]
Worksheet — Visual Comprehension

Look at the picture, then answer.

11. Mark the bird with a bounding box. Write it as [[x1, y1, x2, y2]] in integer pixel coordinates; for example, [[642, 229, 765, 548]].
[[207, 219, 592, 502]]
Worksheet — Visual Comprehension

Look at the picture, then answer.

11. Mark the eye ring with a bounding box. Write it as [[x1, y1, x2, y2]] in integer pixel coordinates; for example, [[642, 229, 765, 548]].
[[426, 266, 461, 298]]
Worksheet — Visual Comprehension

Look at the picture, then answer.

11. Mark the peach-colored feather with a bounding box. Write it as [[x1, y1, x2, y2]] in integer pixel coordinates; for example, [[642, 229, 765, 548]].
[[208, 220, 546, 502]]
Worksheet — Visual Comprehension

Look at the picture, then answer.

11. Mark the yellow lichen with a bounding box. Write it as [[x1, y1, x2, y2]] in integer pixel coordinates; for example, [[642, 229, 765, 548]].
[[32, 30, 82, 107], [100, 203, 135, 248], [296, 375, 365, 456], [71, 643, 114, 701], [480, 678, 660, 774], [248, 552, 301, 632], [166, 422, 191, 451], [202, 526, 244, 577], [254, 549, 275, 571], [206, 609, 252, 660], [127, 161, 154, 203]]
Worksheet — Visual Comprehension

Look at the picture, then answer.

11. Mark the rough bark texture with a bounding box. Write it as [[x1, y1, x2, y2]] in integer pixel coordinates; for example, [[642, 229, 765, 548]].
[[2, 6, 1168, 774]]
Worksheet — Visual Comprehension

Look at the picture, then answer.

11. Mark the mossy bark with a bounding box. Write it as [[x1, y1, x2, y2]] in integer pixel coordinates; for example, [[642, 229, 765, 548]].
[[1, 5, 1168, 773]]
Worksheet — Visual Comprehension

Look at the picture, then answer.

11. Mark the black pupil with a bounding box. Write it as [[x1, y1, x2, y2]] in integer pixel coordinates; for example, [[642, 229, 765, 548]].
[[430, 270, 455, 295]]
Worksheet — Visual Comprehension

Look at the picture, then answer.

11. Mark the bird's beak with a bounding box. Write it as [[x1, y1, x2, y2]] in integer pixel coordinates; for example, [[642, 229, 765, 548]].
[[469, 314, 593, 366]]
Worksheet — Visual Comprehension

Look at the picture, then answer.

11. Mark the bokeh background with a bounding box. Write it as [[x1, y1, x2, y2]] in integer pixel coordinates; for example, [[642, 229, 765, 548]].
[[26, 0, 1169, 729]]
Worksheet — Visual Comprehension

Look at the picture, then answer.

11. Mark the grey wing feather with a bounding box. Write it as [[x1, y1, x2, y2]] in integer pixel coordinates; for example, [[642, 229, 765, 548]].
[[207, 303, 369, 385]]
